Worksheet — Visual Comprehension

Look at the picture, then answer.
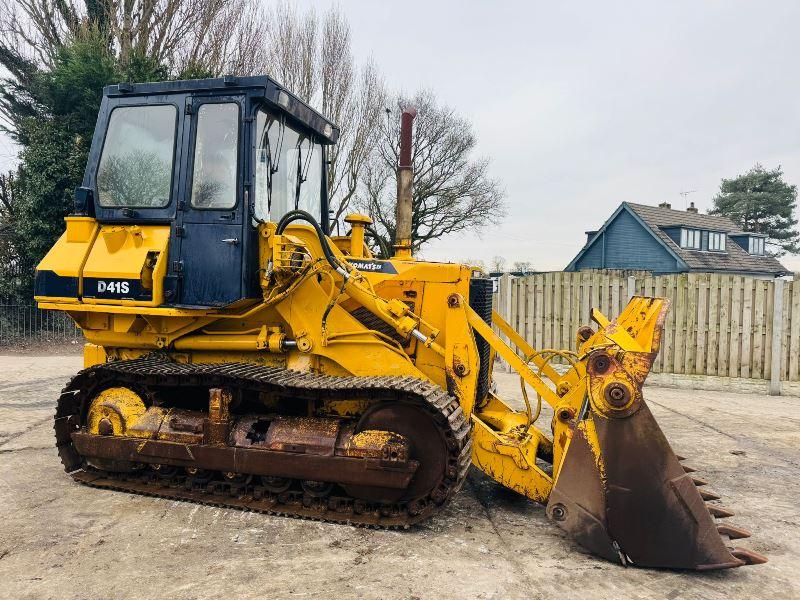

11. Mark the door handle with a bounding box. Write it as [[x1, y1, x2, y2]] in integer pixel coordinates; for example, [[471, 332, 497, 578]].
[[222, 238, 239, 245]]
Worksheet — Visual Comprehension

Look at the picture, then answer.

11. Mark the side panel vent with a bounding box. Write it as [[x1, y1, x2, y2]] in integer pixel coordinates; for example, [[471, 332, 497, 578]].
[[469, 277, 494, 405]]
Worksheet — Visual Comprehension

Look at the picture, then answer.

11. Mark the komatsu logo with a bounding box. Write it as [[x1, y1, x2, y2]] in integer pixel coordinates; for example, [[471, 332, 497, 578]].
[[96, 280, 130, 294], [348, 260, 398, 274]]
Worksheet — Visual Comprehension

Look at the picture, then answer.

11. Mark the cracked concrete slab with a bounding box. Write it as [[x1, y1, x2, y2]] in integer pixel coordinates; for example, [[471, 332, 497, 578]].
[[0, 353, 798, 599]]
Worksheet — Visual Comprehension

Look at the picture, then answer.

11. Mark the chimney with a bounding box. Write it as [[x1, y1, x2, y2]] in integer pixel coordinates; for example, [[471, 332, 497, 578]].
[[658, 202, 671, 209], [394, 107, 417, 259], [687, 201, 698, 214]]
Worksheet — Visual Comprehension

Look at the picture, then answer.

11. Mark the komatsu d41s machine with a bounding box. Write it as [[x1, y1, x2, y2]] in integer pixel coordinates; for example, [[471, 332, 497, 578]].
[[36, 76, 765, 570]]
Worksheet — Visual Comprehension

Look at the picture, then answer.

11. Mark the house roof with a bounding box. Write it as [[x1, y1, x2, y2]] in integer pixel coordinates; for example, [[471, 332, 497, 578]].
[[626, 202, 737, 231], [567, 202, 791, 276]]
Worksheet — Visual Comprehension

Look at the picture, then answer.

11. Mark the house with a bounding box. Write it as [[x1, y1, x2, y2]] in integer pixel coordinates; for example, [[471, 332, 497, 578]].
[[565, 201, 790, 278]]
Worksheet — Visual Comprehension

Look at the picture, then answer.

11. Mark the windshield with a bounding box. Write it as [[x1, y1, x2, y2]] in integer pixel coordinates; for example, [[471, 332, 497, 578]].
[[254, 108, 322, 223], [96, 104, 177, 207]]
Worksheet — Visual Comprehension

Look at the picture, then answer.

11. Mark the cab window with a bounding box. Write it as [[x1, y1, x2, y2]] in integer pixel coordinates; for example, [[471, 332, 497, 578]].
[[96, 105, 177, 207], [190, 103, 239, 209], [254, 108, 322, 222]]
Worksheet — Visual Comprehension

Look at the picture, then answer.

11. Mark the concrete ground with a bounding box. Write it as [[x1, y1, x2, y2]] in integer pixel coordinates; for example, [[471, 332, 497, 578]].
[[1, 354, 798, 600]]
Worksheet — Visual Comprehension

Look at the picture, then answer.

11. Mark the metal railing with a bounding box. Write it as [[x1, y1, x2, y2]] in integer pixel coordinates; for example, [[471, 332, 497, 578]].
[[0, 302, 83, 346]]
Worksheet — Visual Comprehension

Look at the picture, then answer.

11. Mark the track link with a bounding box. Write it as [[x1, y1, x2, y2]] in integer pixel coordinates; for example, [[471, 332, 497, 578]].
[[54, 356, 473, 528]]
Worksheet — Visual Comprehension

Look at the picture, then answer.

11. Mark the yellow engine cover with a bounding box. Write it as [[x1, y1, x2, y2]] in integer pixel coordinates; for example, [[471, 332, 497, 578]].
[[35, 220, 170, 307]]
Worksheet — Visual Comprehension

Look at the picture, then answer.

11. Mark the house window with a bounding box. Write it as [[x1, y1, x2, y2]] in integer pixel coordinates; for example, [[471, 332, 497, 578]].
[[749, 237, 765, 255], [708, 231, 726, 252], [680, 228, 701, 249]]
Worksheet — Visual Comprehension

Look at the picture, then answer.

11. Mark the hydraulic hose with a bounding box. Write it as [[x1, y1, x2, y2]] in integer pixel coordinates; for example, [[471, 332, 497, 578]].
[[364, 225, 390, 259], [276, 210, 344, 274]]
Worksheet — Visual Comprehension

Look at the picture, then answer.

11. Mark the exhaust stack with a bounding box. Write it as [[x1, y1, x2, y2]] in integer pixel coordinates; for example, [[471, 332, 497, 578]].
[[394, 107, 417, 259]]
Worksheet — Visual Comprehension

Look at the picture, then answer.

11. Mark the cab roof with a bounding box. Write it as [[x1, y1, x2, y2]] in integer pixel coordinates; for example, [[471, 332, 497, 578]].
[[103, 75, 340, 144]]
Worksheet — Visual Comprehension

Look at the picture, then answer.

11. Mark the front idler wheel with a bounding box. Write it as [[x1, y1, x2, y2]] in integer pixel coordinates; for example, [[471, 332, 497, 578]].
[[344, 402, 446, 504]]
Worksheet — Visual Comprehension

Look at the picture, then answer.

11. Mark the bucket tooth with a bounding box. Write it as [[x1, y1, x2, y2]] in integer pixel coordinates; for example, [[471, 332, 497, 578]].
[[708, 504, 735, 518], [699, 489, 721, 501], [675, 454, 686, 461], [682, 464, 697, 473], [691, 476, 709, 486], [718, 524, 751, 540], [730, 548, 768, 565]]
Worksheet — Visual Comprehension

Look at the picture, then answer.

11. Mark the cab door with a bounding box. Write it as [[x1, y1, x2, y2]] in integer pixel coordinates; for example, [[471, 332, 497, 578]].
[[175, 96, 247, 307]]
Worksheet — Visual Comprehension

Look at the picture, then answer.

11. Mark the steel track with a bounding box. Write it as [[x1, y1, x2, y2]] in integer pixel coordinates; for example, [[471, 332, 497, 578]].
[[54, 356, 473, 528]]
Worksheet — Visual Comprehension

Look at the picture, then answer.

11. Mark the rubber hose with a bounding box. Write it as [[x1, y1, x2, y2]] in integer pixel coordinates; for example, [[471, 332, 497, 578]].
[[364, 225, 389, 259], [276, 210, 342, 272]]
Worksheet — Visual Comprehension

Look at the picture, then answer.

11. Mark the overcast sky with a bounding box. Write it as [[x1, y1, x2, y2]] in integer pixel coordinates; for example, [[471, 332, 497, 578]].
[[3, 1, 800, 270]]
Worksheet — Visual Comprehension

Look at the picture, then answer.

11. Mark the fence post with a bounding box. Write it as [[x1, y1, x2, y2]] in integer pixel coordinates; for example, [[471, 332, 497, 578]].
[[770, 278, 784, 396], [627, 276, 636, 301]]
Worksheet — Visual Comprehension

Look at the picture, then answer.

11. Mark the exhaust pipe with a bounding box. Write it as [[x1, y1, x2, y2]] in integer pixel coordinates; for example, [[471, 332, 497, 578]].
[[394, 107, 417, 259]]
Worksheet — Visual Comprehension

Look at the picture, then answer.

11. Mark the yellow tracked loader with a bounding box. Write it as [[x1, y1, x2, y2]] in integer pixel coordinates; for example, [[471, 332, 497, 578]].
[[36, 76, 765, 569]]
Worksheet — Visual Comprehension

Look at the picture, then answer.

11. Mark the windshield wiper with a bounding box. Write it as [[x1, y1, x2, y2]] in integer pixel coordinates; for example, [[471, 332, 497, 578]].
[[294, 138, 315, 210], [261, 117, 285, 213]]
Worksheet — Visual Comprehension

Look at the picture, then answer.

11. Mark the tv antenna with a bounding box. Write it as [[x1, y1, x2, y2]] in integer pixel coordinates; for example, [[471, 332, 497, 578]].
[[679, 190, 697, 210]]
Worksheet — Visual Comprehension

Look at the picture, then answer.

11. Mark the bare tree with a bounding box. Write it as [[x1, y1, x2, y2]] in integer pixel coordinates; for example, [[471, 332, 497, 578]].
[[360, 89, 506, 252], [462, 258, 486, 271], [0, 0, 260, 75], [490, 256, 506, 273], [512, 261, 534, 273], [182, 1, 268, 76], [257, 2, 386, 229], [262, 2, 319, 101]]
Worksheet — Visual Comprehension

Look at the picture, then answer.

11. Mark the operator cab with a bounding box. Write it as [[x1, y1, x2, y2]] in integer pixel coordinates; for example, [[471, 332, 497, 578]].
[[74, 76, 338, 307]]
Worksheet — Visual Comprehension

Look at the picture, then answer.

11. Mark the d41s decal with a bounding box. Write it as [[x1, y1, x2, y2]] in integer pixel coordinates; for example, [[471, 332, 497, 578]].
[[97, 280, 130, 294], [82, 277, 149, 300]]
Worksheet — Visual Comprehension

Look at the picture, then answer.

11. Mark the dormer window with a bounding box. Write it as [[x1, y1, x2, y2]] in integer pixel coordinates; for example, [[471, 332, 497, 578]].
[[680, 228, 701, 249], [708, 231, 726, 252], [749, 236, 765, 255]]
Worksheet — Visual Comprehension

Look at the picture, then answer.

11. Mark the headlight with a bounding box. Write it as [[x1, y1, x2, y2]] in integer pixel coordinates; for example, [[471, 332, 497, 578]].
[[277, 90, 290, 108]]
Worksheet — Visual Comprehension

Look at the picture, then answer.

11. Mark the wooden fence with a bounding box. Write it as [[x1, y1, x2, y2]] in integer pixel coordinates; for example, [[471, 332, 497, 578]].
[[493, 270, 800, 388]]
